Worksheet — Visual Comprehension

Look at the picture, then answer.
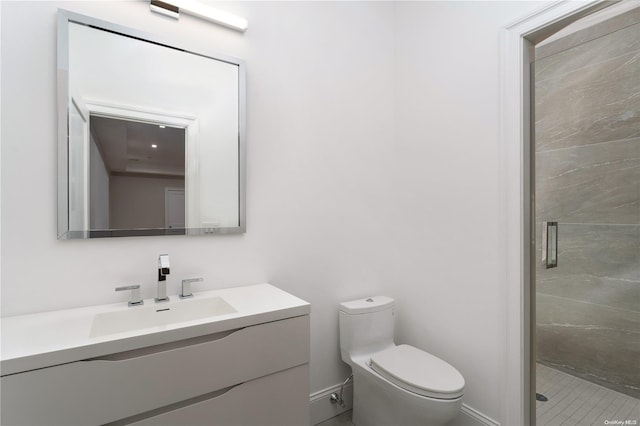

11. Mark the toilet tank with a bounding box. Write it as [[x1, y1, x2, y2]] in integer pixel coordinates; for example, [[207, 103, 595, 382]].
[[339, 296, 395, 361]]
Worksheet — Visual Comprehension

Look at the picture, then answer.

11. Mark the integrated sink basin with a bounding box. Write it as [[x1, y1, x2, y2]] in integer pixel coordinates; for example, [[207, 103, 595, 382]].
[[89, 296, 237, 338], [1, 283, 311, 426], [1, 283, 310, 376]]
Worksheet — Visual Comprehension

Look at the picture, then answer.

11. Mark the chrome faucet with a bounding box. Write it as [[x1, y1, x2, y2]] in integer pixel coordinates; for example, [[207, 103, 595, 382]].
[[155, 254, 170, 303], [179, 277, 203, 299], [115, 284, 143, 307]]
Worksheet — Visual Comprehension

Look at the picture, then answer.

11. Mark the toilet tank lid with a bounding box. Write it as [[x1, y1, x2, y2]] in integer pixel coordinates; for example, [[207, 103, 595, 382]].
[[339, 296, 394, 314]]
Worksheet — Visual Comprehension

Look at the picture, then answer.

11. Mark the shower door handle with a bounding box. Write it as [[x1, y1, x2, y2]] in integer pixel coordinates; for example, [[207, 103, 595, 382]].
[[542, 221, 558, 268]]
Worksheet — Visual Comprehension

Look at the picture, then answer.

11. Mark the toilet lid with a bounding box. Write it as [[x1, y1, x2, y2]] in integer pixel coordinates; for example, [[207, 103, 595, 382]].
[[370, 345, 465, 399]]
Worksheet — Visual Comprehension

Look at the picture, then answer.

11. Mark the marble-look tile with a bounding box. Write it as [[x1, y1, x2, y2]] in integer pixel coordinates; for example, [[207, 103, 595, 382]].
[[536, 293, 640, 398], [534, 9, 640, 410], [537, 272, 640, 313], [535, 19, 640, 82], [535, 223, 639, 397], [535, 137, 640, 224], [535, 223, 640, 287], [535, 44, 640, 152]]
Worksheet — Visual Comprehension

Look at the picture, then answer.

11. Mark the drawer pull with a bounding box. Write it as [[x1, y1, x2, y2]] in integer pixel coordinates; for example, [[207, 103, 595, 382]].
[[88, 328, 244, 361], [102, 383, 242, 426]]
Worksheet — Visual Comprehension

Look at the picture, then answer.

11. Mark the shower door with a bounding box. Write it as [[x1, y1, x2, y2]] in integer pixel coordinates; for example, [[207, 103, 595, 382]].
[[533, 7, 640, 425]]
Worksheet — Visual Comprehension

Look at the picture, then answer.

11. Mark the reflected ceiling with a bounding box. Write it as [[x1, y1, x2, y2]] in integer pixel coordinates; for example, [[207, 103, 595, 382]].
[[90, 116, 185, 177]]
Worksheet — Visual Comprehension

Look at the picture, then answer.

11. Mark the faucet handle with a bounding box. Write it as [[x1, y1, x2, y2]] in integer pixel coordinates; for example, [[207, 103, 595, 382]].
[[158, 254, 170, 276], [179, 278, 203, 299], [116, 285, 144, 307]]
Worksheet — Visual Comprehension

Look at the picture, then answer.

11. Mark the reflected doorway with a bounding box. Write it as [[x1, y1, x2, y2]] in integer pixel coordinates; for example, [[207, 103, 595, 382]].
[[88, 116, 186, 233]]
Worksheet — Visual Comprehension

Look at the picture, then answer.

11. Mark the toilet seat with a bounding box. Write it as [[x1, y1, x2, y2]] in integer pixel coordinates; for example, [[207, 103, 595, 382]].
[[370, 344, 465, 399]]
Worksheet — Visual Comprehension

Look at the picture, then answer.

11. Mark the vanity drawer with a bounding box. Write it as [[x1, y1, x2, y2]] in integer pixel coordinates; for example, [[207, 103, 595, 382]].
[[1, 315, 309, 426], [124, 364, 309, 426]]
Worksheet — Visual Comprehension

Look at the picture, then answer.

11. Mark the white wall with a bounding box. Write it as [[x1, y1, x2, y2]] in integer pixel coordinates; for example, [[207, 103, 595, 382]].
[[109, 175, 184, 229], [392, 1, 542, 421], [0, 0, 394, 408], [0, 1, 544, 424]]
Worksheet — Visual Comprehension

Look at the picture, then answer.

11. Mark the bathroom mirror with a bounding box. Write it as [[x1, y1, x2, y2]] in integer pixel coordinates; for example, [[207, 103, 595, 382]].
[[57, 10, 245, 239]]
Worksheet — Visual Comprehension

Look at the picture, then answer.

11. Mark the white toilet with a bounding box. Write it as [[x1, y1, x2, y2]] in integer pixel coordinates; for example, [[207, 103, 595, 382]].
[[339, 296, 465, 426]]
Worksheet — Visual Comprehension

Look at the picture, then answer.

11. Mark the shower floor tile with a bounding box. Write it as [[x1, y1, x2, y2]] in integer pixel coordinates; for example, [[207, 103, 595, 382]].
[[318, 366, 639, 426], [317, 410, 354, 426], [537, 363, 640, 425]]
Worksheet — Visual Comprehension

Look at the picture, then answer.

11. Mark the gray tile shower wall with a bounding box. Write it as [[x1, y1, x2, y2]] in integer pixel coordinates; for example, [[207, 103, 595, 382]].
[[535, 5, 640, 61], [534, 22, 640, 152], [536, 225, 640, 311], [536, 225, 640, 398], [534, 11, 640, 399], [535, 138, 640, 224]]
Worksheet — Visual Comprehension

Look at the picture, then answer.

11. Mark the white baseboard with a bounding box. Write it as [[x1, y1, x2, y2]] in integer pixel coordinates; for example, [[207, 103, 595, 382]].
[[452, 403, 500, 426], [310, 385, 499, 426], [310, 382, 353, 425]]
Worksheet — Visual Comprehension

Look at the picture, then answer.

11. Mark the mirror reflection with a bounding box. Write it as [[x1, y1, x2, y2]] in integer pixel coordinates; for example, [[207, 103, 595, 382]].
[[89, 116, 186, 232], [58, 10, 245, 239]]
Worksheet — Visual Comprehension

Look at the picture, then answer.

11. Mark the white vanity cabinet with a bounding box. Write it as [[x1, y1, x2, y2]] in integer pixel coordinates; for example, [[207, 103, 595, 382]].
[[127, 364, 309, 426], [1, 284, 311, 426]]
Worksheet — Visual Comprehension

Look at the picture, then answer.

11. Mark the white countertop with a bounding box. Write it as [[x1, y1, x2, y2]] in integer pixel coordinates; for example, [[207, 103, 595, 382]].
[[1, 283, 310, 375]]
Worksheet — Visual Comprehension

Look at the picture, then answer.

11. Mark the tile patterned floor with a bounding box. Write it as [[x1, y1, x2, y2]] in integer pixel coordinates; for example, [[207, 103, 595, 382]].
[[317, 365, 640, 426], [537, 363, 640, 426]]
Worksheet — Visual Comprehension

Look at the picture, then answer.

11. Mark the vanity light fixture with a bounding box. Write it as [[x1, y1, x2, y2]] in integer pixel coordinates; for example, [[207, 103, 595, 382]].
[[150, 0, 179, 20], [150, 0, 248, 33], [151, 144, 158, 148]]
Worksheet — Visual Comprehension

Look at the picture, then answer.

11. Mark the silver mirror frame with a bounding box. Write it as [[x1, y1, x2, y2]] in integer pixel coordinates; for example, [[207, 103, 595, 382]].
[[57, 9, 246, 239]]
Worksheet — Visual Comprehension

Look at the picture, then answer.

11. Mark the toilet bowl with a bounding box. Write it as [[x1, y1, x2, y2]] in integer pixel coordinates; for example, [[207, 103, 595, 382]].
[[339, 296, 464, 426]]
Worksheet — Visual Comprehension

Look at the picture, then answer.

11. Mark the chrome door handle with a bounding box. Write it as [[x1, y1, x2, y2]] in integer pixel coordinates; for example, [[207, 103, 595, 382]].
[[542, 221, 558, 269]]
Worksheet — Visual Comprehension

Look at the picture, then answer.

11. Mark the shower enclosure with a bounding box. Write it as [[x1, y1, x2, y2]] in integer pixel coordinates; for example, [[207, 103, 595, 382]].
[[533, 3, 639, 424]]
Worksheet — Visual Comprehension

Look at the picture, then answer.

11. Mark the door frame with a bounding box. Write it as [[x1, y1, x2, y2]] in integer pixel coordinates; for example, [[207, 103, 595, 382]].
[[499, 1, 611, 424], [68, 95, 91, 234], [164, 187, 185, 229], [83, 100, 199, 230]]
